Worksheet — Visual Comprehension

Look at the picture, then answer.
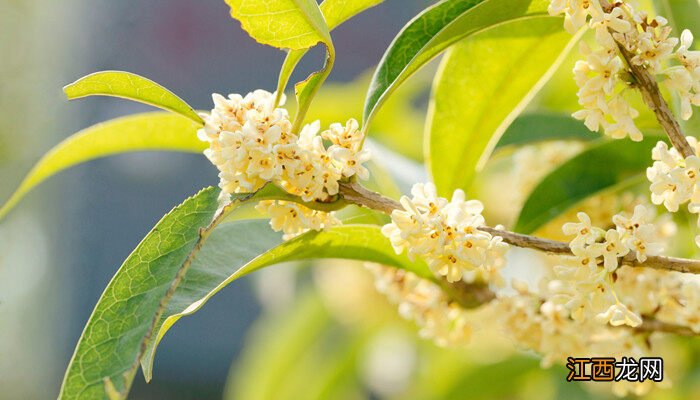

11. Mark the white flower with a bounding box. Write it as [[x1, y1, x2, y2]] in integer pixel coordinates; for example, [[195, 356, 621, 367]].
[[366, 263, 473, 347], [588, 229, 630, 271], [595, 303, 642, 327], [321, 118, 362, 150], [255, 200, 339, 240], [382, 183, 507, 284], [613, 205, 664, 262], [329, 145, 371, 180], [548, 0, 603, 34], [199, 93, 372, 203], [562, 212, 602, 247], [647, 140, 700, 212]]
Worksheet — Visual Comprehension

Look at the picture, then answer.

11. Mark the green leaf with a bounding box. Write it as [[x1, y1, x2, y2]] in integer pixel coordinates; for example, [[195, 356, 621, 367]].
[[292, 58, 335, 131], [495, 112, 596, 149], [653, 0, 700, 43], [0, 112, 204, 220], [64, 71, 203, 124], [58, 187, 221, 400], [225, 0, 336, 130], [225, 0, 331, 50], [428, 16, 577, 194], [276, 0, 384, 102], [362, 0, 551, 129], [514, 137, 662, 234], [140, 223, 430, 380], [321, 0, 384, 29]]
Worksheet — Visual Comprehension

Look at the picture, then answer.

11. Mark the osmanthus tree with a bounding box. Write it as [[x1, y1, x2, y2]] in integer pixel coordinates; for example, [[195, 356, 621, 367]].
[[2, 0, 700, 398]]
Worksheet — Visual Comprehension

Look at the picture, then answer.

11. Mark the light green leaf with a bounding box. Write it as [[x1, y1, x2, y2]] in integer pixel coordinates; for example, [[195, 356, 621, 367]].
[[292, 57, 335, 131], [427, 16, 577, 194], [225, 0, 335, 129], [514, 137, 663, 234], [59, 184, 328, 399], [495, 112, 596, 149], [0, 112, 204, 220], [363, 0, 551, 129], [276, 0, 385, 103], [58, 187, 221, 400], [64, 71, 203, 124], [321, 0, 384, 28], [225, 0, 331, 50], [140, 223, 430, 380]]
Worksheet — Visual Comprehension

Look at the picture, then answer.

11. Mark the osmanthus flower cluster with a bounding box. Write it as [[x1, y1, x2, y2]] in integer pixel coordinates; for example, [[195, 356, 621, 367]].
[[366, 263, 472, 347], [647, 136, 700, 245], [549, 0, 700, 140], [493, 280, 668, 397], [381, 183, 509, 284], [552, 206, 663, 328], [615, 266, 700, 335], [198, 90, 369, 239], [493, 250, 699, 397]]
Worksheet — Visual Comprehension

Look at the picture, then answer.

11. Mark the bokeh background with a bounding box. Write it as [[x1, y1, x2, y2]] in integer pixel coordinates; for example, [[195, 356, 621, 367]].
[[2, 1, 700, 400]]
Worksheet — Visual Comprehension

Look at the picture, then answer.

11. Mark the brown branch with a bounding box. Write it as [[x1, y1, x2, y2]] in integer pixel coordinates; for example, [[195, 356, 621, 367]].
[[636, 317, 698, 336], [340, 181, 699, 335], [438, 280, 496, 309], [599, 0, 694, 158], [339, 181, 700, 274]]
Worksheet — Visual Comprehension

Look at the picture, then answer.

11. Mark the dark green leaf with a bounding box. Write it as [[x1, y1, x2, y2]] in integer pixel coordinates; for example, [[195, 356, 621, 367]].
[[514, 137, 662, 234], [140, 223, 431, 380], [59, 187, 221, 400], [496, 112, 596, 149], [363, 0, 550, 129]]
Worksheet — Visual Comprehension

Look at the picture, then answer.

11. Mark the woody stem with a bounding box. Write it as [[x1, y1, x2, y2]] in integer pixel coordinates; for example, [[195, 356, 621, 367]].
[[338, 181, 700, 274]]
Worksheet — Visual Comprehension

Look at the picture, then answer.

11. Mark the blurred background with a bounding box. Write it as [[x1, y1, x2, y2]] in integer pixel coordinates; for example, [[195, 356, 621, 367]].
[[1, 0, 700, 399]]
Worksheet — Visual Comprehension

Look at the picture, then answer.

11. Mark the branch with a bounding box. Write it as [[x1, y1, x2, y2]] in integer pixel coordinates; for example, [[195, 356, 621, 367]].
[[599, 0, 695, 158], [339, 181, 700, 274], [339, 183, 700, 336], [636, 317, 698, 337]]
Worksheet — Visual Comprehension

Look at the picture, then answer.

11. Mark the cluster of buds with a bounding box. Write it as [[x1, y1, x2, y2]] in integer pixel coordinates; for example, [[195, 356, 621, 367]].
[[254, 200, 340, 240], [198, 90, 370, 201], [494, 280, 665, 397], [381, 183, 508, 284], [365, 263, 472, 347], [198, 90, 370, 238], [550, 206, 663, 328], [615, 265, 700, 334], [549, 0, 700, 140], [647, 136, 700, 245]]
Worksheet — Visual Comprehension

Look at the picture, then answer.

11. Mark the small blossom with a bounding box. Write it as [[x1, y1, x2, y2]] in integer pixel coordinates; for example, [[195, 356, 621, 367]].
[[255, 200, 339, 240], [588, 229, 630, 271], [382, 183, 508, 284], [366, 263, 472, 347], [647, 139, 700, 233], [595, 303, 642, 327], [562, 212, 602, 246]]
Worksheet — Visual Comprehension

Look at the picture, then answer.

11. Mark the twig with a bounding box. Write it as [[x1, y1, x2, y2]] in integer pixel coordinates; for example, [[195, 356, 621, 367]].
[[636, 317, 698, 336], [599, 0, 694, 158], [339, 181, 700, 274]]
